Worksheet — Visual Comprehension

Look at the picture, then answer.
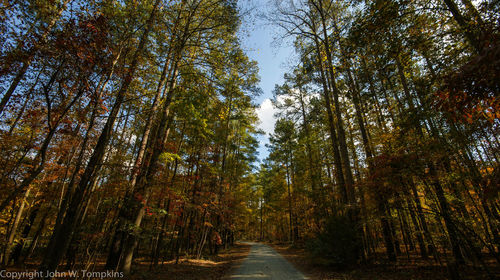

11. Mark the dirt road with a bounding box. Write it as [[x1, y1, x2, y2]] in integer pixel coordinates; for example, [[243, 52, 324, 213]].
[[230, 242, 308, 280]]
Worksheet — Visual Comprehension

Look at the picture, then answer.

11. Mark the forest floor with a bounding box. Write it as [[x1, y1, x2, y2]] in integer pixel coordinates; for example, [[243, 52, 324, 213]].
[[125, 243, 251, 280], [9, 243, 251, 280], [271, 243, 500, 280]]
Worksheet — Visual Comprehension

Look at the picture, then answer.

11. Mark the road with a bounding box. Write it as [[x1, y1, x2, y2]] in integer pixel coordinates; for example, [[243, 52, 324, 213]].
[[230, 242, 308, 280]]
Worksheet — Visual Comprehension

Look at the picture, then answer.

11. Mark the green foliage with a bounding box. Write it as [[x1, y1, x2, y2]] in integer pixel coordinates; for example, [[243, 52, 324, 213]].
[[306, 215, 359, 266], [159, 152, 180, 164]]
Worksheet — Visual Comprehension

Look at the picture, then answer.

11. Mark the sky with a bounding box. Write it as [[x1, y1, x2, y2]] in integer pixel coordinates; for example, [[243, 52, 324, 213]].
[[238, 0, 295, 162]]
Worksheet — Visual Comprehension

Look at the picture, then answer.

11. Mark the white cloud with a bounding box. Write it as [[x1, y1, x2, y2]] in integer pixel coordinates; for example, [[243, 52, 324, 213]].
[[256, 98, 277, 136], [254, 98, 278, 161]]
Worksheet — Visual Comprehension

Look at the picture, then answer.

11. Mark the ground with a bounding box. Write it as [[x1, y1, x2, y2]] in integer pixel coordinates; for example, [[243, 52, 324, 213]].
[[10, 243, 499, 279], [8, 244, 251, 280], [124, 243, 251, 280], [271, 243, 500, 280], [230, 242, 307, 279]]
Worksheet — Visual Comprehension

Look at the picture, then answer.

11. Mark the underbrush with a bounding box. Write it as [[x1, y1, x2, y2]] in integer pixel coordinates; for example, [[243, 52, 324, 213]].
[[306, 215, 359, 267]]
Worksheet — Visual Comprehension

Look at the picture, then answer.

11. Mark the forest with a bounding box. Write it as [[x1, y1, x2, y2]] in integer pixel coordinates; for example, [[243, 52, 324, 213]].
[[0, 0, 499, 279]]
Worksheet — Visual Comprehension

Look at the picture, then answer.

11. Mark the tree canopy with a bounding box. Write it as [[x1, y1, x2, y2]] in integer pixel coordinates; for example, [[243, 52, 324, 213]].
[[0, 1, 498, 279]]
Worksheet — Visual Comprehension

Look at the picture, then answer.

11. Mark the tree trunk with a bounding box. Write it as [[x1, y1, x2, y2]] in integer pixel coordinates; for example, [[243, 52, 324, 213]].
[[442, 0, 482, 53], [0, 0, 70, 115], [39, 1, 160, 275], [11, 205, 40, 265], [310, 20, 347, 204], [4, 187, 31, 265]]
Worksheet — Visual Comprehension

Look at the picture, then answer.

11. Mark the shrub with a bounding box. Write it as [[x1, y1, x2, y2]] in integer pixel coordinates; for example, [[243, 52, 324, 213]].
[[306, 215, 359, 267]]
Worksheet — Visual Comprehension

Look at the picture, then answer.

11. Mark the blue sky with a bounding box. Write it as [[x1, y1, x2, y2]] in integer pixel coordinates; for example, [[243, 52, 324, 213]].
[[238, 0, 295, 162]]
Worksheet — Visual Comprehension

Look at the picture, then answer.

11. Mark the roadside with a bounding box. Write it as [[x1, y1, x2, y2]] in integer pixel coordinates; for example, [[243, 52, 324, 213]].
[[126, 243, 251, 280], [270, 243, 499, 280]]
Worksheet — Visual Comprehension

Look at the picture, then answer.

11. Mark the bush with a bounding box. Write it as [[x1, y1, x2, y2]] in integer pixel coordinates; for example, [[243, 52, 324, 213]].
[[306, 215, 359, 267]]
